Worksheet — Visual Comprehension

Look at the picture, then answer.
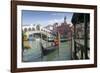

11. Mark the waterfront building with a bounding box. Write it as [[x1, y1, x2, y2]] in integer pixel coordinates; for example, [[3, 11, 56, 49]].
[[71, 13, 90, 59], [51, 16, 72, 39]]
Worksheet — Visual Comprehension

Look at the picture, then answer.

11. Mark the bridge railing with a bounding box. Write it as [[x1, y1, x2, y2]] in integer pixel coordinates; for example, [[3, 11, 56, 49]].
[[73, 39, 90, 59]]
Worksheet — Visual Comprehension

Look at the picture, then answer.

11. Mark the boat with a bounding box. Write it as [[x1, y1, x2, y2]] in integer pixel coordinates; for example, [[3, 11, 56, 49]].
[[40, 42, 58, 56]]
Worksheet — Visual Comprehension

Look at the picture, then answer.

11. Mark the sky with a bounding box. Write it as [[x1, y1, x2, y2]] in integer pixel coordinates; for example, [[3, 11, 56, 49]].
[[22, 10, 73, 26]]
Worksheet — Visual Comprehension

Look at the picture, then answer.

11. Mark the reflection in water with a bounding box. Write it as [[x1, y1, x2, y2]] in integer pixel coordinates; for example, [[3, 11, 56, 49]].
[[22, 37, 72, 62]]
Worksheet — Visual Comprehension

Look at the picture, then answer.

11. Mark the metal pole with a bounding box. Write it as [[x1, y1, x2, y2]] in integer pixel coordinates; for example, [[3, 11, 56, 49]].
[[40, 30, 43, 60], [57, 32, 60, 59]]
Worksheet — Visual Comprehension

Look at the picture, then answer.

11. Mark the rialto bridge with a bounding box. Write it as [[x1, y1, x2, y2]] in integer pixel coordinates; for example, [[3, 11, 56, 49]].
[[22, 24, 53, 38]]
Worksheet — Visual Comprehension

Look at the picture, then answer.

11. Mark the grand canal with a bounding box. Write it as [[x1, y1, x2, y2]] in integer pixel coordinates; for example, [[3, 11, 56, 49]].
[[22, 38, 72, 62]]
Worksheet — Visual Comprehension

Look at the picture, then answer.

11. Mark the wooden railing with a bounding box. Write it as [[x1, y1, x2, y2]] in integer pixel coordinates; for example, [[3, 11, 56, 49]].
[[73, 40, 90, 59]]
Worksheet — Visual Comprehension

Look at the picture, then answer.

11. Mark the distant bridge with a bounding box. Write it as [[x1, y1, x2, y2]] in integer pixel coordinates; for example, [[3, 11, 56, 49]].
[[22, 24, 53, 37], [28, 30, 52, 37]]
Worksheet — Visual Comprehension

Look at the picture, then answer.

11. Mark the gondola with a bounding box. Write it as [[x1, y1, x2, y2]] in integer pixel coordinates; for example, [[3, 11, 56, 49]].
[[40, 43, 57, 56]]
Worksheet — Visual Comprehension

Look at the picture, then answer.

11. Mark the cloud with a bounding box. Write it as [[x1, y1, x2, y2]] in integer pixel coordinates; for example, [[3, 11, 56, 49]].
[[51, 13, 65, 16], [47, 18, 73, 26], [47, 18, 64, 25]]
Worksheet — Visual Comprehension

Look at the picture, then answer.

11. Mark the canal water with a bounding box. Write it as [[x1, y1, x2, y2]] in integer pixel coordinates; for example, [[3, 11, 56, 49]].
[[22, 39, 72, 62]]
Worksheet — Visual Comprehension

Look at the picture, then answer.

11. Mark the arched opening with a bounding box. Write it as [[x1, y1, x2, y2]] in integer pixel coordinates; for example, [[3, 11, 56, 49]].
[[28, 28, 31, 31], [32, 28, 35, 31], [41, 29, 43, 31], [36, 25, 40, 31], [24, 28, 27, 32]]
